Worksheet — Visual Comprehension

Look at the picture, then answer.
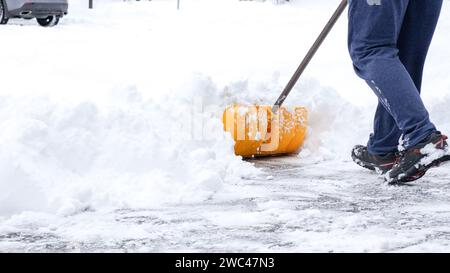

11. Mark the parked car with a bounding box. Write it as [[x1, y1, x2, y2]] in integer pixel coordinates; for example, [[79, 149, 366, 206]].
[[0, 0, 68, 27]]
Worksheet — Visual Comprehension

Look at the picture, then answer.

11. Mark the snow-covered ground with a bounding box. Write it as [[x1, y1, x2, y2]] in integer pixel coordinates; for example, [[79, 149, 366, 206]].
[[1, 0, 450, 252]]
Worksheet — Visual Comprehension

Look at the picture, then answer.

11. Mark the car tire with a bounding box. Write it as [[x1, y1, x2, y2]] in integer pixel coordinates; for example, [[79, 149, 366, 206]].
[[37, 16, 59, 27], [0, 0, 9, 25]]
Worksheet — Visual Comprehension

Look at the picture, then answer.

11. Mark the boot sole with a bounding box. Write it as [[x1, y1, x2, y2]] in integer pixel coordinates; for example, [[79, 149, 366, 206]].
[[388, 155, 450, 184]]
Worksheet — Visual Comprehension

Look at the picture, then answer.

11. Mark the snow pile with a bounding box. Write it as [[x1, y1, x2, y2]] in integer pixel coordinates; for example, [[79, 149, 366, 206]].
[[0, 77, 258, 217]]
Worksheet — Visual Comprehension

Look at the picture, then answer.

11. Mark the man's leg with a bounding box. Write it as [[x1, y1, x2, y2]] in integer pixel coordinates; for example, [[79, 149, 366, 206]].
[[348, 0, 436, 152], [398, 0, 443, 91], [366, 0, 443, 155], [368, 104, 401, 155]]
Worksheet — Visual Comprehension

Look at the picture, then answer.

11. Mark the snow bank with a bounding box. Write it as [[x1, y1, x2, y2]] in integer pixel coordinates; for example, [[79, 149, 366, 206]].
[[0, 77, 259, 216]]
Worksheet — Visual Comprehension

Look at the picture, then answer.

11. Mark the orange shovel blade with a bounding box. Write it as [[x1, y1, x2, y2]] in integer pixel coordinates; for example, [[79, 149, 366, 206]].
[[222, 105, 308, 158]]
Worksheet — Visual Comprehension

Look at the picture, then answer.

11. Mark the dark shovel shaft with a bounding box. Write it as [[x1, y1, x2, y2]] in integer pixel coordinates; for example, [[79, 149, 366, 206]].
[[272, 0, 348, 112]]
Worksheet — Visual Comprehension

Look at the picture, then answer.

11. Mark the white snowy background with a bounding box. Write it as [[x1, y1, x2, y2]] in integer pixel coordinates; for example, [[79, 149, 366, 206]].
[[1, 0, 450, 252]]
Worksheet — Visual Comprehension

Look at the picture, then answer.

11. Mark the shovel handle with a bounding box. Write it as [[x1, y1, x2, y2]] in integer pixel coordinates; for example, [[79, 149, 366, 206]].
[[272, 0, 348, 112]]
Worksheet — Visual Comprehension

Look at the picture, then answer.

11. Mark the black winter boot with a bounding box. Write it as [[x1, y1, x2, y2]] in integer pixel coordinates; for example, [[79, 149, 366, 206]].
[[351, 145, 400, 174], [386, 131, 450, 184]]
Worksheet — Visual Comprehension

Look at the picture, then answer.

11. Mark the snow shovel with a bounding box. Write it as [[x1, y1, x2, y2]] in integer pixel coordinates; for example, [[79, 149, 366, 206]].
[[223, 0, 348, 158]]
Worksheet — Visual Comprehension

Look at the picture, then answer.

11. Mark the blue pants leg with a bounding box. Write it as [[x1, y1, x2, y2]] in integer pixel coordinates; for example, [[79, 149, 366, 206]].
[[348, 0, 442, 155]]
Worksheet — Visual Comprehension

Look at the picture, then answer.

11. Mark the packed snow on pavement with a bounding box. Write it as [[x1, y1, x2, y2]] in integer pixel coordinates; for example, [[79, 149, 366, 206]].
[[1, 0, 450, 252]]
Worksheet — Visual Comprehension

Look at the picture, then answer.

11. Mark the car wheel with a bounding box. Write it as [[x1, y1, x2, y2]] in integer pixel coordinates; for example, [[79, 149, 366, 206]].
[[37, 16, 59, 27], [0, 0, 9, 25]]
